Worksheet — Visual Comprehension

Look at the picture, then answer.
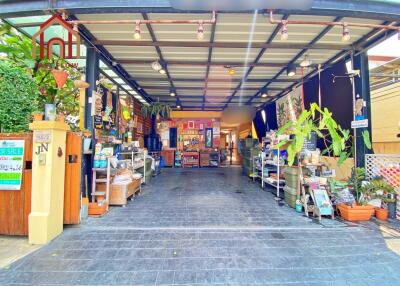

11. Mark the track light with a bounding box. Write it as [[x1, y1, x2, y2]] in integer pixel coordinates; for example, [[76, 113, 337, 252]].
[[133, 20, 141, 40], [281, 21, 288, 40], [342, 23, 350, 42], [197, 21, 204, 40], [287, 64, 297, 77], [261, 89, 268, 98], [151, 60, 162, 72], [169, 88, 176, 97], [176, 100, 181, 109], [300, 54, 312, 67], [159, 68, 166, 75]]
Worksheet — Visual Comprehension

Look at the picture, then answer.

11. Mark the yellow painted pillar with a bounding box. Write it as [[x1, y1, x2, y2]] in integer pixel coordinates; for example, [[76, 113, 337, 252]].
[[28, 121, 70, 244]]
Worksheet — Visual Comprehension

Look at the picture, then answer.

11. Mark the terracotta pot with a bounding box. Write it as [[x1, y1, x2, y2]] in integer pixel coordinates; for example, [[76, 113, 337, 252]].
[[375, 208, 389, 221], [51, 69, 69, 89], [57, 113, 65, 122], [32, 113, 43, 121], [337, 204, 374, 221]]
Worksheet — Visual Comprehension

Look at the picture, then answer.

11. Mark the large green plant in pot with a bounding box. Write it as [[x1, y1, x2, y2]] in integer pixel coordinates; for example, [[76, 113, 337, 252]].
[[0, 61, 40, 132], [275, 103, 371, 166]]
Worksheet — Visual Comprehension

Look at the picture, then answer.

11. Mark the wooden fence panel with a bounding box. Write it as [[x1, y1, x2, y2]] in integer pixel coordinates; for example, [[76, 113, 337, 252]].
[[0, 133, 32, 235], [64, 132, 82, 224]]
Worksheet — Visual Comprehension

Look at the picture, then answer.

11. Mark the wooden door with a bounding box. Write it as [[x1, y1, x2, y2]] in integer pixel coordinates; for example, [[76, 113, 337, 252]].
[[64, 132, 82, 224], [0, 133, 32, 235]]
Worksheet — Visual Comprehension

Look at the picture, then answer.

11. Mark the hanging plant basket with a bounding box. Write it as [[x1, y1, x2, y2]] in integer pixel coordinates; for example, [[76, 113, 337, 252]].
[[52, 69, 69, 89]]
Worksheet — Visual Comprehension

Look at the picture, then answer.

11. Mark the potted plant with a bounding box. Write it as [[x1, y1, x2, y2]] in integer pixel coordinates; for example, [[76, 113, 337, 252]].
[[338, 173, 395, 221], [274, 103, 372, 219], [32, 111, 44, 121], [141, 102, 171, 119], [57, 112, 65, 123], [360, 177, 395, 221]]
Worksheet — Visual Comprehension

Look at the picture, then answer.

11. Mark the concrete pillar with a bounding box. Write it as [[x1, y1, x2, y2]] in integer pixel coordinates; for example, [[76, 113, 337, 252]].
[[28, 121, 70, 244]]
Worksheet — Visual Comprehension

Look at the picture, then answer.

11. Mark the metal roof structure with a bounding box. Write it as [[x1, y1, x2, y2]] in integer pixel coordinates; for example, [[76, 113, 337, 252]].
[[1, 0, 399, 110]]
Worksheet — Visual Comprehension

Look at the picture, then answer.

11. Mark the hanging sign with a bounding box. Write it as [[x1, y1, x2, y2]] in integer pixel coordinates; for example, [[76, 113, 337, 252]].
[[34, 131, 51, 143], [0, 140, 25, 190], [351, 119, 369, 129], [94, 115, 103, 129]]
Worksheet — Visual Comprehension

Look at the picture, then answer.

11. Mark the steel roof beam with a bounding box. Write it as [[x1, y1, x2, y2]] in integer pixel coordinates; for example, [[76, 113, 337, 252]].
[[95, 40, 350, 50], [131, 77, 298, 83], [247, 16, 343, 105], [141, 86, 284, 91], [142, 12, 179, 104], [223, 14, 289, 108], [202, 13, 218, 110], [2, 0, 400, 21], [118, 59, 289, 67], [262, 20, 397, 109]]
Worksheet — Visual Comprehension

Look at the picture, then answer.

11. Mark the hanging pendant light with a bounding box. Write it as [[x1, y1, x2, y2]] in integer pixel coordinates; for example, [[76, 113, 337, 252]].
[[133, 20, 141, 40], [197, 21, 204, 40], [342, 23, 350, 42], [151, 60, 162, 72], [287, 64, 297, 77], [169, 88, 176, 97], [300, 54, 312, 67], [261, 89, 268, 98], [280, 21, 288, 40]]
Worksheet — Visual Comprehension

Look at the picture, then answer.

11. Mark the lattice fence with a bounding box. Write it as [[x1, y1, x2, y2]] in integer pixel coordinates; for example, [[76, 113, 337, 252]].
[[365, 154, 400, 219]]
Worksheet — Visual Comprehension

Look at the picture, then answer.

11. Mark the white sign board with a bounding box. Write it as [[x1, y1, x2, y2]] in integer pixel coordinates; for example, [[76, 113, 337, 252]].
[[0, 140, 25, 190], [351, 119, 369, 129]]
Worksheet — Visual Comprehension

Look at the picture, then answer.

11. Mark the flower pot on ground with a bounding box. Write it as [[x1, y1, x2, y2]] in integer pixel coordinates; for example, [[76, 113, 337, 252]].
[[375, 208, 388, 221], [32, 112, 44, 121], [337, 204, 375, 221]]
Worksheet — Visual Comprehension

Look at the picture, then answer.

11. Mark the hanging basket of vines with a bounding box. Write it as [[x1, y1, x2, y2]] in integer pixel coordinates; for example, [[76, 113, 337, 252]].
[[141, 103, 172, 119]]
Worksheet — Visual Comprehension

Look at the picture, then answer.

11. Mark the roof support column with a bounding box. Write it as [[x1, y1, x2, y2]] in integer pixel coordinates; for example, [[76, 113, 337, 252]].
[[353, 51, 372, 168], [85, 46, 100, 129], [83, 46, 99, 200]]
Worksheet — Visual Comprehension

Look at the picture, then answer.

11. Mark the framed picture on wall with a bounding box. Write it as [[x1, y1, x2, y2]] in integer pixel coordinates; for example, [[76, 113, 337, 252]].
[[137, 122, 143, 134], [205, 128, 213, 148], [188, 121, 195, 129]]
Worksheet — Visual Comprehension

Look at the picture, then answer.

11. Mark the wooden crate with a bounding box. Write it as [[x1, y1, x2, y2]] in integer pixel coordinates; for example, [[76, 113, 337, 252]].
[[99, 179, 141, 206]]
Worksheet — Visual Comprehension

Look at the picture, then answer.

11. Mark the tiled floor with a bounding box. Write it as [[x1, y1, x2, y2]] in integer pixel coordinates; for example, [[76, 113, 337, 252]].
[[2, 167, 400, 285]]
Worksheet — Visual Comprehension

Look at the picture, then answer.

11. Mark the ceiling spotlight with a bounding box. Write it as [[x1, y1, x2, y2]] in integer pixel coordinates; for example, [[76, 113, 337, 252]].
[[112, 61, 118, 67], [287, 64, 297, 77], [300, 54, 312, 67], [159, 68, 166, 75], [169, 88, 176, 97], [133, 20, 141, 40], [229, 68, 236, 76], [261, 89, 268, 98], [197, 21, 204, 40], [342, 23, 350, 42], [280, 21, 288, 40], [176, 100, 181, 109], [151, 60, 162, 72]]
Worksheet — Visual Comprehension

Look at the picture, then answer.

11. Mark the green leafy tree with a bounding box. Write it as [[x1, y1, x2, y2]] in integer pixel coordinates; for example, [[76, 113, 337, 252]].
[[0, 61, 40, 132], [0, 22, 81, 116]]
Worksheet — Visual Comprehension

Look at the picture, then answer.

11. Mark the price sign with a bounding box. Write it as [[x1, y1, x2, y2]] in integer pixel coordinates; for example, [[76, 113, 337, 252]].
[[0, 140, 25, 190]]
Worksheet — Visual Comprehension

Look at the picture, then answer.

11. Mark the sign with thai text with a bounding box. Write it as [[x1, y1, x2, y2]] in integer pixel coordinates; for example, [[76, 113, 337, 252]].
[[34, 131, 51, 143], [351, 119, 369, 129], [0, 140, 25, 190]]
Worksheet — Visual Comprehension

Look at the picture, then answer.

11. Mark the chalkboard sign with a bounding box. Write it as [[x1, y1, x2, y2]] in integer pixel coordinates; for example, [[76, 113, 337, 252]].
[[302, 131, 317, 151]]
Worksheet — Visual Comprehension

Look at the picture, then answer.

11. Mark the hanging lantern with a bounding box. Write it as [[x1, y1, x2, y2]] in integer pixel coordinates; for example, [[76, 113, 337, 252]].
[[52, 69, 69, 89]]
